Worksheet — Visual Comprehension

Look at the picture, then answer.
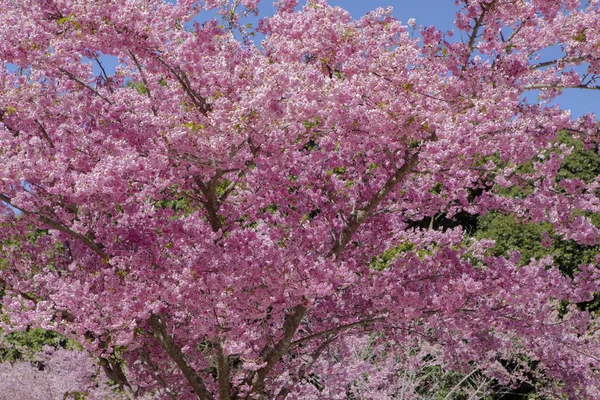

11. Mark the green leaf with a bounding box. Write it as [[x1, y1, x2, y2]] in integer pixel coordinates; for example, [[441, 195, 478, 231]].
[[183, 121, 205, 132]]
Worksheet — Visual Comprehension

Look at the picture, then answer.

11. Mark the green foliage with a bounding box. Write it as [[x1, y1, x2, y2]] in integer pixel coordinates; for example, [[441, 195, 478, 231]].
[[125, 80, 148, 95], [475, 212, 552, 264], [183, 121, 205, 132], [56, 14, 81, 30], [216, 179, 232, 197], [369, 242, 414, 270], [573, 28, 588, 43], [475, 212, 598, 274], [475, 132, 600, 273], [260, 204, 278, 214], [154, 185, 196, 216], [555, 131, 600, 183], [430, 182, 443, 195], [332, 166, 346, 176], [302, 117, 321, 130], [0, 328, 79, 363], [64, 391, 87, 400], [495, 161, 536, 199]]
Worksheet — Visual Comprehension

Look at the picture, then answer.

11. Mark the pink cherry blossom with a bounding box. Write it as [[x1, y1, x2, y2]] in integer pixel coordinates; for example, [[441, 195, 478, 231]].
[[1, 0, 600, 398]]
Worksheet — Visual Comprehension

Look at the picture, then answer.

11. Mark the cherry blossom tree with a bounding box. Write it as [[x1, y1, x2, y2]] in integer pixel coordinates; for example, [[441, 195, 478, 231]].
[[0, 346, 128, 400], [1, 0, 600, 398]]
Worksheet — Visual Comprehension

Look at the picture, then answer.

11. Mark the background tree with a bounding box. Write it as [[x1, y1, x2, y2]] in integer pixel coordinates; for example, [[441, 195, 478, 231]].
[[1, 0, 600, 398], [0, 345, 130, 400]]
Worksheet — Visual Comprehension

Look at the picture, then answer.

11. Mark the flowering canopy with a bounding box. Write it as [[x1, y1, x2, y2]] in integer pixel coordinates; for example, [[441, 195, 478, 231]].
[[1, 0, 600, 398], [0, 346, 125, 400]]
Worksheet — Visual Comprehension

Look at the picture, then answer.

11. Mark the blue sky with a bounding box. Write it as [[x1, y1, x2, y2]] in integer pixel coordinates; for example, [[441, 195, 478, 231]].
[[256, 0, 598, 120], [7, 0, 596, 119], [97, 0, 597, 120]]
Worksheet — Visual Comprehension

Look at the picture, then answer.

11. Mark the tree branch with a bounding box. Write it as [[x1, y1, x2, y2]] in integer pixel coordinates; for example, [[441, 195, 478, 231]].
[[58, 68, 115, 105], [329, 151, 420, 256], [99, 357, 136, 400], [35, 120, 55, 149], [94, 57, 113, 93], [290, 317, 384, 348], [194, 171, 224, 232], [276, 334, 338, 399], [247, 305, 307, 397], [155, 56, 211, 116], [148, 314, 213, 400], [442, 367, 481, 400], [529, 56, 585, 70], [216, 342, 232, 400], [0, 193, 108, 261], [466, 1, 495, 55], [525, 83, 600, 91], [0, 109, 20, 137], [140, 350, 178, 400], [129, 50, 157, 116]]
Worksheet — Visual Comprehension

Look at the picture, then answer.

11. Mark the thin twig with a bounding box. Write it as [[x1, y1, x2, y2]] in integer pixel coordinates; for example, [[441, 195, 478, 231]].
[[140, 350, 178, 400], [524, 83, 600, 91], [529, 56, 585, 70], [467, 2, 493, 54], [35, 120, 55, 149], [155, 56, 210, 116], [129, 50, 157, 116], [58, 68, 115, 105], [94, 57, 113, 93], [276, 334, 339, 399], [290, 317, 384, 348]]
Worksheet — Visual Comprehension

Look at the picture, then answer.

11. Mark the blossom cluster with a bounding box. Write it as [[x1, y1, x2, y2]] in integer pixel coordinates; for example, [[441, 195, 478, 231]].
[[0, 0, 600, 398]]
